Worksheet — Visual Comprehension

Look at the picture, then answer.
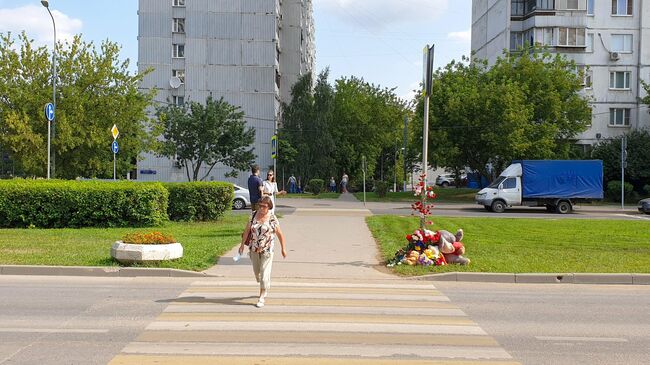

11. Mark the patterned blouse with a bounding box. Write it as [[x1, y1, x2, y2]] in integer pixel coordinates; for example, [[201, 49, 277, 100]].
[[250, 213, 280, 254]]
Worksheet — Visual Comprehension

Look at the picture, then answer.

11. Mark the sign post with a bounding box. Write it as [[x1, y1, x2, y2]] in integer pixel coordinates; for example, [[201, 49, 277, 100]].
[[111, 125, 119, 181], [44, 103, 55, 179], [421, 44, 434, 230]]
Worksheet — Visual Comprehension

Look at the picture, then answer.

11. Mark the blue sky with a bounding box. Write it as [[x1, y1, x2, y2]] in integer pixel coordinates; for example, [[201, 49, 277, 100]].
[[0, 0, 471, 100]]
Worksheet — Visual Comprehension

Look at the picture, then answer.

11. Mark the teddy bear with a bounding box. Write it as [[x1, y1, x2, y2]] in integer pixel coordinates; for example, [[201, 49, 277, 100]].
[[436, 229, 470, 265]]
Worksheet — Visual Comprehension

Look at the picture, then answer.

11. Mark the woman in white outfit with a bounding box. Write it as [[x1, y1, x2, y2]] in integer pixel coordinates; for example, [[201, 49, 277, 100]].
[[238, 196, 287, 308], [262, 170, 279, 214]]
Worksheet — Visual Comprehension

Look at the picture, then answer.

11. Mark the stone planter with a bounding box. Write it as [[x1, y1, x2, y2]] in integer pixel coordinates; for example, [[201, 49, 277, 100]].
[[111, 241, 183, 264]]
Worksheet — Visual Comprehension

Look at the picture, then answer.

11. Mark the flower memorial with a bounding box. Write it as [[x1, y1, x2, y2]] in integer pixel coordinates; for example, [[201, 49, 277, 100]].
[[387, 173, 471, 267]]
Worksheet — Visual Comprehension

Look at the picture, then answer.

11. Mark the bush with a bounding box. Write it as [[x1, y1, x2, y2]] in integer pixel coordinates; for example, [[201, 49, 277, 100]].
[[606, 180, 634, 202], [307, 179, 324, 195], [644, 184, 650, 197], [163, 182, 233, 221], [0, 179, 168, 228], [374, 180, 389, 197]]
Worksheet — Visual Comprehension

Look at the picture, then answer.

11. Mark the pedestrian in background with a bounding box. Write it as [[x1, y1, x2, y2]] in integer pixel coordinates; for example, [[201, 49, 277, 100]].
[[341, 172, 349, 193], [329, 177, 336, 193], [238, 196, 287, 308], [247, 164, 263, 211], [288, 174, 297, 194], [262, 169, 280, 214]]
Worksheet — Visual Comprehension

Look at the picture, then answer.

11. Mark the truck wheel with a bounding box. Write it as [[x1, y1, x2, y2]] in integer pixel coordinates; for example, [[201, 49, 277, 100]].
[[491, 200, 506, 213], [556, 201, 572, 214]]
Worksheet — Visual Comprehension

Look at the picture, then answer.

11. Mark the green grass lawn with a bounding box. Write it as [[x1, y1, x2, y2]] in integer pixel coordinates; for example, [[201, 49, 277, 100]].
[[0, 213, 249, 272], [366, 215, 650, 275], [278, 192, 341, 200], [354, 188, 479, 203]]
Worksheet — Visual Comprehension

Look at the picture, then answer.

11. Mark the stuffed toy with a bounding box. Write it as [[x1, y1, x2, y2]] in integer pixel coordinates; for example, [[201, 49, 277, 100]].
[[436, 229, 470, 265]]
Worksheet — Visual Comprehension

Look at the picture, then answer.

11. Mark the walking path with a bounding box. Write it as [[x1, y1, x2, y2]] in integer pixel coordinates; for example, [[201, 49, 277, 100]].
[[109, 193, 520, 364]]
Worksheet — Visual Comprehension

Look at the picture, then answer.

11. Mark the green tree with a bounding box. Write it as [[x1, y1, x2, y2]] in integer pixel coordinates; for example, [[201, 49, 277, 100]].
[[413, 46, 591, 180], [0, 32, 154, 178], [591, 129, 650, 192], [154, 96, 255, 181]]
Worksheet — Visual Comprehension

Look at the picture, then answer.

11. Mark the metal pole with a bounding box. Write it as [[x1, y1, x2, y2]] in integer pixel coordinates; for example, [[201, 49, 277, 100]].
[[113, 152, 116, 181], [393, 146, 397, 193], [621, 136, 626, 210], [43, 2, 56, 179], [421, 97, 430, 231], [362, 155, 366, 207], [403, 116, 408, 192]]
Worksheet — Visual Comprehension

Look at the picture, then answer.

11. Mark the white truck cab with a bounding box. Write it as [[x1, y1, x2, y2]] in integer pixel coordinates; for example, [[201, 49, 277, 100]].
[[475, 163, 522, 212]]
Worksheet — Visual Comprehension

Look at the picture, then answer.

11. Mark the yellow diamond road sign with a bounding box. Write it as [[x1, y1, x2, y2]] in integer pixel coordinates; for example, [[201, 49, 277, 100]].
[[111, 124, 119, 139]]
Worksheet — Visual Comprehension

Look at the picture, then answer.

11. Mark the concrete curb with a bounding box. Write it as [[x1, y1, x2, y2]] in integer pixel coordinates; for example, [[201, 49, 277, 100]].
[[2, 265, 649, 284], [0, 265, 208, 278], [418, 272, 650, 285]]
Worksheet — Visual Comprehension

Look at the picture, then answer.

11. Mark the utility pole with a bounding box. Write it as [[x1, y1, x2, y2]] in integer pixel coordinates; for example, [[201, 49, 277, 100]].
[[403, 116, 408, 192], [621, 135, 627, 210]]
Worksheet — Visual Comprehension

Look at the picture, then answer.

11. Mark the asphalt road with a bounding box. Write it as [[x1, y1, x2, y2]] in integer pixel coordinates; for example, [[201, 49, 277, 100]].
[[0, 276, 192, 365], [434, 281, 650, 365]]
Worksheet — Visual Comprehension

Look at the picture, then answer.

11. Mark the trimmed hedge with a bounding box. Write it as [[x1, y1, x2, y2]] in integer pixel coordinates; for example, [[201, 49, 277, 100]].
[[0, 180, 168, 228], [163, 182, 234, 221]]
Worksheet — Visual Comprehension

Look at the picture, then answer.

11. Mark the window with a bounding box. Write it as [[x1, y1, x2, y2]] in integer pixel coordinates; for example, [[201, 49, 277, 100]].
[[172, 69, 185, 84], [536, 0, 555, 10], [172, 0, 185, 6], [609, 71, 631, 89], [558, 28, 586, 46], [172, 18, 185, 33], [609, 108, 630, 126], [503, 178, 517, 189], [587, 0, 595, 14], [536, 28, 554, 46], [586, 33, 594, 52], [611, 34, 633, 52], [172, 44, 185, 58], [512, 0, 525, 16], [510, 32, 524, 50], [556, 0, 585, 10], [612, 0, 633, 15], [584, 69, 593, 88], [172, 96, 184, 106], [578, 66, 592, 88]]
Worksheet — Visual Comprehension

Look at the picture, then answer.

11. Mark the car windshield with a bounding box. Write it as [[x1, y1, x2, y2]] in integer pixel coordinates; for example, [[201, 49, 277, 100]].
[[488, 176, 506, 189]]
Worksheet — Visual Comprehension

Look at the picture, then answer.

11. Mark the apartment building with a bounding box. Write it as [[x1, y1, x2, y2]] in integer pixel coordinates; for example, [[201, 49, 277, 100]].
[[472, 0, 649, 148], [136, 0, 315, 183]]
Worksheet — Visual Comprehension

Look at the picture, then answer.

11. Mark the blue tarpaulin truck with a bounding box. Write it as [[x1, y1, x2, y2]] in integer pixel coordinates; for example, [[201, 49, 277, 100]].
[[475, 160, 603, 214]]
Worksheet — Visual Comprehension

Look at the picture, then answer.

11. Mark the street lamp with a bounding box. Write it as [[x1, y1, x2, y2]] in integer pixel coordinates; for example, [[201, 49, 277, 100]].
[[41, 0, 56, 179]]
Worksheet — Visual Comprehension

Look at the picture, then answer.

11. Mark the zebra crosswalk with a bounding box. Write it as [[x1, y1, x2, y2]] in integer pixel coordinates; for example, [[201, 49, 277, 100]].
[[108, 280, 520, 364]]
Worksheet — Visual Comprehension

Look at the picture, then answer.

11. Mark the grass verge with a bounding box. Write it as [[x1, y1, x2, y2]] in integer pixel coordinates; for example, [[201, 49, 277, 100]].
[[366, 215, 650, 275], [353, 188, 479, 203], [0, 213, 249, 272]]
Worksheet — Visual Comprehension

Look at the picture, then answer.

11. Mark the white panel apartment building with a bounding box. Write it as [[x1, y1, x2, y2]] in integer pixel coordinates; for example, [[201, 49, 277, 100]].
[[472, 0, 650, 148], [137, 0, 314, 183]]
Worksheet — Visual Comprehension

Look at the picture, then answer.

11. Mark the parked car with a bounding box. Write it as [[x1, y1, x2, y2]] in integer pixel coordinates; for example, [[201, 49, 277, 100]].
[[435, 173, 467, 187], [233, 184, 250, 210], [638, 198, 650, 214]]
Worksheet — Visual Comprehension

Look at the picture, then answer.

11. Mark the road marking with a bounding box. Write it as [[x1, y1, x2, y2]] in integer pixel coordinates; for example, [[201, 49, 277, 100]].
[[536, 336, 628, 343], [120, 342, 512, 359], [164, 304, 467, 316], [178, 291, 449, 302], [0, 328, 109, 334], [614, 213, 650, 220], [191, 281, 438, 290]]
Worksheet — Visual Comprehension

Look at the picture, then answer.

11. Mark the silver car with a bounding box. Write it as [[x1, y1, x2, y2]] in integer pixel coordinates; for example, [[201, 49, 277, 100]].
[[233, 184, 250, 210], [435, 173, 467, 187], [638, 198, 650, 215]]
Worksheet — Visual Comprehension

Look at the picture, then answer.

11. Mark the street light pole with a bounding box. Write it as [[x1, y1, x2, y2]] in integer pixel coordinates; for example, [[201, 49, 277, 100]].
[[42, 0, 56, 179]]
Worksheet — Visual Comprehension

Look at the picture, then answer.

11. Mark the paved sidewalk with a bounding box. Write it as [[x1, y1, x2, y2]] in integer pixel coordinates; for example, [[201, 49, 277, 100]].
[[204, 192, 393, 280]]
